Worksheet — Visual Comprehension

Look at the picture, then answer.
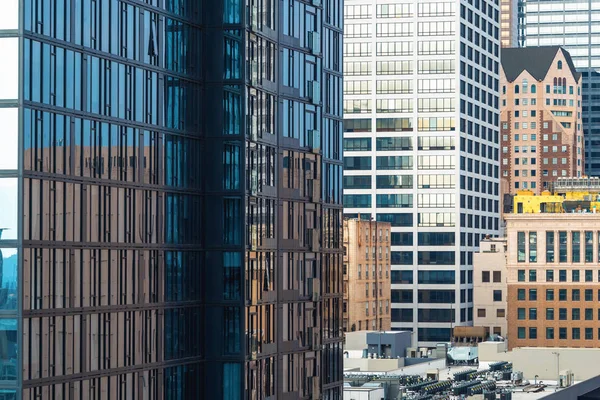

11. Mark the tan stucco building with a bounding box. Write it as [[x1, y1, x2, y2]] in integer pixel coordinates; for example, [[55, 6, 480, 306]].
[[500, 47, 584, 194], [473, 238, 508, 338], [343, 219, 391, 332]]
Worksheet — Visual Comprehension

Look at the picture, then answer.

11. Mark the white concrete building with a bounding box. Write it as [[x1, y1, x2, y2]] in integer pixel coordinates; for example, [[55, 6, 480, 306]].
[[343, 1, 502, 346]]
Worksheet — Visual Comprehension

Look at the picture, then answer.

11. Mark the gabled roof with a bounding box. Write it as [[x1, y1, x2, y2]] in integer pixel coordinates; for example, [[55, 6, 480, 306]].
[[501, 46, 581, 82]]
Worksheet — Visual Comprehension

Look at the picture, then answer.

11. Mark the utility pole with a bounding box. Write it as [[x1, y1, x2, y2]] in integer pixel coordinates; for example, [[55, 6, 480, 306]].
[[552, 352, 560, 385]]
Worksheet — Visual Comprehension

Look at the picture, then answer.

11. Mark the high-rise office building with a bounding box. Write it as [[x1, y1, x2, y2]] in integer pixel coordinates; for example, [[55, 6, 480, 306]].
[[500, 0, 518, 47], [500, 47, 584, 194], [521, 1, 600, 176], [343, 0, 501, 346], [0, 0, 343, 398]]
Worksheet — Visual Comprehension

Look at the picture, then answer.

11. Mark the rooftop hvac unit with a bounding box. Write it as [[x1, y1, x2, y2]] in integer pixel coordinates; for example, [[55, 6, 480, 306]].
[[559, 370, 574, 388]]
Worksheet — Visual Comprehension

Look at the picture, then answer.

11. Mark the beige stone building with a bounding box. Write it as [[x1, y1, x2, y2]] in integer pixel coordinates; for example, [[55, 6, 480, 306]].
[[473, 238, 508, 338], [500, 47, 584, 194], [343, 218, 391, 332], [505, 211, 600, 350]]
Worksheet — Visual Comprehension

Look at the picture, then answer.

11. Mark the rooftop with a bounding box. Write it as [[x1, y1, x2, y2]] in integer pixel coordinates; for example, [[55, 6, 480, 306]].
[[501, 46, 581, 81]]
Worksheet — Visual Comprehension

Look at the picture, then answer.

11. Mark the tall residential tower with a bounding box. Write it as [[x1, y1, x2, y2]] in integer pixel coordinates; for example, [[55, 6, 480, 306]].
[[0, 0, 343, 398], [343, 0, 501, 346]]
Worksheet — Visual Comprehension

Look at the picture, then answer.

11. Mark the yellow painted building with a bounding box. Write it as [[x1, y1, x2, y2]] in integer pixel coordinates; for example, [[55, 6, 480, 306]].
[[513, 178, 600, 214]]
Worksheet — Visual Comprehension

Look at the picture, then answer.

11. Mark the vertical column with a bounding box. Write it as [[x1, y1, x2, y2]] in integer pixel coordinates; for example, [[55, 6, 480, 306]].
[[0, 0, 21, 397]]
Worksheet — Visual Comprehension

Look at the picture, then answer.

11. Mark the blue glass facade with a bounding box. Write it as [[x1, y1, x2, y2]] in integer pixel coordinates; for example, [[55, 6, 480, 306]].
[[0, 0, 343, 398]]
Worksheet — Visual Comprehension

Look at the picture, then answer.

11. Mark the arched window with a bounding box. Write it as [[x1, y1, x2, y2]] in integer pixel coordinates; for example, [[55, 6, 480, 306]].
[[514, 84, 519, 94], [558, 60, 563, 70], [531, 84, 537, 94]]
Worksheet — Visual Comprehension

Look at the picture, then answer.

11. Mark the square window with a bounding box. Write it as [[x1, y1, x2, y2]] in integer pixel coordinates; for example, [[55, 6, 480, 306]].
[[482, 271, 490, 282], [477, 308, 486, 318], [493, 271, 501, 282], [529, 308, 537, 320], [493, 290, 502, 302], [529, 327, 537, 339], [497, 309, 505, 318], [559, 327, 567, 339]]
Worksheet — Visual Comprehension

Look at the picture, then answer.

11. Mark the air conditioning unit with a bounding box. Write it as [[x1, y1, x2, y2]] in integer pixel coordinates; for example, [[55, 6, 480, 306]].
[[308, 130, 320, 153], [308, 31, 321, 55], [307, 80, 320, 105]]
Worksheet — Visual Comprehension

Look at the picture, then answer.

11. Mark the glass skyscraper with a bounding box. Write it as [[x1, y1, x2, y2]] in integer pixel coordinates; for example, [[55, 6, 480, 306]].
[[521, 1, 600, 175], [0, 0, 343, 398], [343, 0, 501, 346]]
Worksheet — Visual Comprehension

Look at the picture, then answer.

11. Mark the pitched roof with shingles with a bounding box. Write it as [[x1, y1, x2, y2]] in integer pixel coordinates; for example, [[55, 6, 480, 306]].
[[501, 46, 581, 82]]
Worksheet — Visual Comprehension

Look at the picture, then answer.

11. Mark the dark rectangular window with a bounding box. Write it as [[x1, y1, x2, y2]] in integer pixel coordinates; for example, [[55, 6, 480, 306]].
[[517, 270, 525, 282], [546, 270, 554, 282], [559, 308, 567, 320], [482, 271, 490, 282], [572, 232, 581, 262], [529, 289, 537, 301], [585, 231, 593, 262], [517, 232, 526, 262], [572, 328, 580, 340], [573, 289, 580, 301], [493, 271, 501, 282], [546, 308, 554, 320], [559, 289, 567, 301], [559, 231, 567, 262], [517, 289, 525, 300], [546, 289, 554, 301], [546, 231, 555, 262], [529, 270, 536, 282], [493, 290, 502, 302], [418, 251, 455, 265], [391, 270, 413, 284]]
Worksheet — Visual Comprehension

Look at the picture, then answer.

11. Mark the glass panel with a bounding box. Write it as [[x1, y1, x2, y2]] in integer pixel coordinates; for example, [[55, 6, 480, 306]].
[[223, 252, 241, 300], [0, 248, 16, 310], [585, 232, 593, 262], [559, 231, 567, 262], [0, 39, 18, 99], [546, 231, 554, 262], [0, 0, 18, 30], [572, 232, 581, 263], [517, 232, 525, 262], [0, 319, 17, 380], [0, 108, 17, 170], [223, 363, 241, 399], [0, 178, 17, 240], [529, 232, 537, 262]]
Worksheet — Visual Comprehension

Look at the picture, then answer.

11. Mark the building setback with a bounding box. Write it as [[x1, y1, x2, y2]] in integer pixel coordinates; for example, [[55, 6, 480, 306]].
[[500, 47, 584, 194], [473, 238, 508, 339], [0, 0, 343, 398], [342, 0, 501, 346], [343, 219, 392, 333]]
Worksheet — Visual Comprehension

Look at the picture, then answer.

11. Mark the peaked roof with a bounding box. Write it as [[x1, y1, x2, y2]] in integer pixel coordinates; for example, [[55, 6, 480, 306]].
[[501, 46, 581, 82]]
